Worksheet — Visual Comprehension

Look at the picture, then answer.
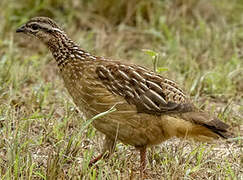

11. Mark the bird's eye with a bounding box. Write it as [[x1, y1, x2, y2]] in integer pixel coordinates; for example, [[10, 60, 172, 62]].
[[30, 24, 39, 30]]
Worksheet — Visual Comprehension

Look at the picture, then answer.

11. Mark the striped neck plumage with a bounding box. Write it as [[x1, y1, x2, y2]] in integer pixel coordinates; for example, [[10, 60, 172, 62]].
[[47, 32, 97, 68]]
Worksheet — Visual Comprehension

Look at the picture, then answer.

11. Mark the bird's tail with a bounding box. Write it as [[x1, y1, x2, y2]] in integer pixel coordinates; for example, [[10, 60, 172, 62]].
[[180, 111, 234, 140]]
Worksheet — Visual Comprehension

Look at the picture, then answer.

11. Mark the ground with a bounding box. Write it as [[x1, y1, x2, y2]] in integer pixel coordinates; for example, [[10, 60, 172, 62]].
[[0, 0, 242, 179]]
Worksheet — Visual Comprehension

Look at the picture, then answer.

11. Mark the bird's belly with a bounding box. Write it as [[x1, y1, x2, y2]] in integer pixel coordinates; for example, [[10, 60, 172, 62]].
[[90, 107, 170, 147], [68, 90, 168, 146]]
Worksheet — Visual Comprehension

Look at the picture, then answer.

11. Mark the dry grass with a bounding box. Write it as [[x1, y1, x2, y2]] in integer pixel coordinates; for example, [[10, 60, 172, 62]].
[[0, 0, 242, 179]]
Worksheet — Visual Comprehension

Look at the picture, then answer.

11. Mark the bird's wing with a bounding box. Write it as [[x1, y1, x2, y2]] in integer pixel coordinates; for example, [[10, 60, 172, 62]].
[[95, 61, 194, 115]]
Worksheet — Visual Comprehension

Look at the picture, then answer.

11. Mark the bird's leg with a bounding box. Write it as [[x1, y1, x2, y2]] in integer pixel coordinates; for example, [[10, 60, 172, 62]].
[[89, 136, 115, 166], [88, 153, 104, 165], [138, 146, 147, 178]]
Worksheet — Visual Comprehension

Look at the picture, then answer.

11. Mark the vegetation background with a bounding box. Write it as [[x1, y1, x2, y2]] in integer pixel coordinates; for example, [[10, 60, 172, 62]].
[[0, 0, 242, 179]]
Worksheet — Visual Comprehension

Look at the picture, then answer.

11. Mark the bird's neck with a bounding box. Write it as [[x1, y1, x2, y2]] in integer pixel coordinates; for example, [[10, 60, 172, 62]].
[[47, 33, 96, 68]]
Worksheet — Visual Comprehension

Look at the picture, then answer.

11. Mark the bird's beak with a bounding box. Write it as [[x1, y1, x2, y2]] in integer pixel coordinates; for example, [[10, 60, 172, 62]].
[[16, 25, 26, 33]]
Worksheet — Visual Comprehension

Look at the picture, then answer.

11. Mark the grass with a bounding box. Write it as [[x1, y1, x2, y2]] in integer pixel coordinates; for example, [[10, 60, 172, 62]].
[[0, 0, 242, 179]]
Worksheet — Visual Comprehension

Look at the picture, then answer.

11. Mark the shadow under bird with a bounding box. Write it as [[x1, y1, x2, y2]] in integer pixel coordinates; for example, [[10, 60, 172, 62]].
[[16, 17, 233, 177]]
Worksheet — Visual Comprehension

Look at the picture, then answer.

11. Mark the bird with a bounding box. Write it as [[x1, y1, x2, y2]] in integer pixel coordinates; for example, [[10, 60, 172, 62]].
[[16, 17, 232, 177]]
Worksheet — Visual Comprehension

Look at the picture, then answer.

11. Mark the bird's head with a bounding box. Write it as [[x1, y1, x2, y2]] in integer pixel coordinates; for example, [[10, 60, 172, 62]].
[[16, 17, 64, 44]]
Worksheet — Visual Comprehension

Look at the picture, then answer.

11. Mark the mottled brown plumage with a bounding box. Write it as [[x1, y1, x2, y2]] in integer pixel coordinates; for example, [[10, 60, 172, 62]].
[[16, 17, 232, 177]]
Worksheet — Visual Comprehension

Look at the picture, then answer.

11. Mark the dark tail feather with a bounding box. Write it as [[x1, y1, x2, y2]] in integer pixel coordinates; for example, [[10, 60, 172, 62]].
[[181, 111, 234, 139], [203, 123, 233, 139]]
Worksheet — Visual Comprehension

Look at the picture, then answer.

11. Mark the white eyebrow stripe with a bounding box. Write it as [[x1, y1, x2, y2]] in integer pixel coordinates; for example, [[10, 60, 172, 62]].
[[52, 28, 64, 33]]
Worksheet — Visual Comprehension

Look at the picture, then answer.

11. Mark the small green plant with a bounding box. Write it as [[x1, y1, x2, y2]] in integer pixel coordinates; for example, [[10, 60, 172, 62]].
[[142, 49, 168, 73]]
